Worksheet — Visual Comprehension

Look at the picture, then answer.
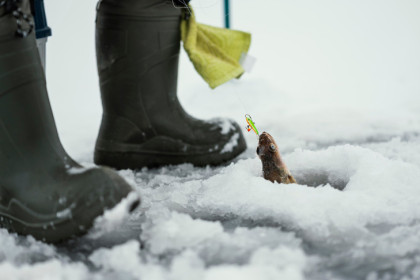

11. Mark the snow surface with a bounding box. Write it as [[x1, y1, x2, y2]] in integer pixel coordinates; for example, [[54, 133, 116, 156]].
[[1, 0, 420, 279]]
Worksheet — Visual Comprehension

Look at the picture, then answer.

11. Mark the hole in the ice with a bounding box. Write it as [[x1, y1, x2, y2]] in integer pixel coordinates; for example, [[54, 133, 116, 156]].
[[365, 223, 396, 235], [294, 170, 349, 190]]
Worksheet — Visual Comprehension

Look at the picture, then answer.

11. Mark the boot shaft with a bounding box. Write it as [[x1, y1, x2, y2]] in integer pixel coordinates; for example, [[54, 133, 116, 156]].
[[0, 0, 44, 101], [0, 0, 34, 38], [98, 0, 183, 18], [96, 0, 183, 144], [96, 0, 182, 75], [0, 0, 71, 173]]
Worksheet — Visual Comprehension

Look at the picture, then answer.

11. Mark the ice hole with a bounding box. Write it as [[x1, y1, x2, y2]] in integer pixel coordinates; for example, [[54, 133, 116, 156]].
[[294, 169, 349, 190]]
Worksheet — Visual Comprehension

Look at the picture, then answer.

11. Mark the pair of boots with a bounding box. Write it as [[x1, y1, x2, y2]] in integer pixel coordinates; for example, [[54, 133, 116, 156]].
[[0, 0, 246, 243]]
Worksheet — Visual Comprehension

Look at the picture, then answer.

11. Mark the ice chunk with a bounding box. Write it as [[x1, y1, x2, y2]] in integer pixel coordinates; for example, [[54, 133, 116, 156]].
[[88, 192, 140, 239], [89, 240, 142, 275], [0, 260, 89, 280]]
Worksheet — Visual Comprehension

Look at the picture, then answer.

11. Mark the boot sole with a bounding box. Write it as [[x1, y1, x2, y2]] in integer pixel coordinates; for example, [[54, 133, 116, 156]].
[[94, 137, 247, 169], [0, 189, 140, 244]]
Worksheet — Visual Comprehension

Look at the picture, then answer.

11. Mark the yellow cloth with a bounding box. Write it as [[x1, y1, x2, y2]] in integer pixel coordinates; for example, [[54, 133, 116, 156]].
[[180, 8, 252, 89]]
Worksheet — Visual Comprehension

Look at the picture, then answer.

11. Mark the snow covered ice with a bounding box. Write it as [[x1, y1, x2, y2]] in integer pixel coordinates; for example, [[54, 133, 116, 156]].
[[1, 0, 420, 279]]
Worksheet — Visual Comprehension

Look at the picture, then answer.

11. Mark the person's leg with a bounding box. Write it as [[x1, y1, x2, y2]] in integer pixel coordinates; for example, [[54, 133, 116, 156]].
[[95, 0, 247, 169], [0, 0, 139, 243]]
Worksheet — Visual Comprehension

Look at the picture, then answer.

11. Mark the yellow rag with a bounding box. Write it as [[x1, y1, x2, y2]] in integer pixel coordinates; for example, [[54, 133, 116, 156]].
[[180, 8, 252, 89]]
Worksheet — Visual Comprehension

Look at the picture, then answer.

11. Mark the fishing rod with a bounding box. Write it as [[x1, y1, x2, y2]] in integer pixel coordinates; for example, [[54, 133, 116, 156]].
[[224, 0, 230, 29]]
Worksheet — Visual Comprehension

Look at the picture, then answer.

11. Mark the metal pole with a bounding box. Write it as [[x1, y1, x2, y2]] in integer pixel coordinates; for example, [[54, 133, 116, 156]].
[[224, 0, 230, 29]]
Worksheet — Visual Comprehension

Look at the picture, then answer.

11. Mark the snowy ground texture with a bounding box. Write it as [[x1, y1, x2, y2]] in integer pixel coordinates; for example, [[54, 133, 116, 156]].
[[2, 0, 420, 279]]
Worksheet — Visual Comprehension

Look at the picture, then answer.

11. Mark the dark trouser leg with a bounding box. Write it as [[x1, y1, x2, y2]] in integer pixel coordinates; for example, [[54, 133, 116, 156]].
[[0, 0, 139, 243], [95, 0, 247, 169]]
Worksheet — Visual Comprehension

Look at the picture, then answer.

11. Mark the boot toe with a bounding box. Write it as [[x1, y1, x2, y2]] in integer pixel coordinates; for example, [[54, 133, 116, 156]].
[[205, 119, 247, 164], [53, 167, 140, 243], [0, 167, 139, 243]]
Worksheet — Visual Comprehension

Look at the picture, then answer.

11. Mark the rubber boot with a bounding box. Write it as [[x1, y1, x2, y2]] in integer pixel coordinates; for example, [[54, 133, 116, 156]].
[[0, 0, 140, 243], [95, 0, 247, 169]]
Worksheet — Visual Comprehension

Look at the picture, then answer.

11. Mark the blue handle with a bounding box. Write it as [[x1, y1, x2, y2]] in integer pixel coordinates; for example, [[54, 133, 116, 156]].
[[31, 0, 52, 39]]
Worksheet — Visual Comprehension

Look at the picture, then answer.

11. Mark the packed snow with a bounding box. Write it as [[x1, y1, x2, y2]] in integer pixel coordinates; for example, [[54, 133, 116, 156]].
[[1, 0, 420, 279]]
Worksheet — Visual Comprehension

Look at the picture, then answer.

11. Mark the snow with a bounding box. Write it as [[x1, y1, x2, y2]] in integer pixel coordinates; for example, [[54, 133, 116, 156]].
[[220, 132, 240, 153], [88, 192, 140, 239], [55, 207, 72, 219], [209, 118, 235, 135], [0, 260, 89, 280], [1, 0, 420, 279]]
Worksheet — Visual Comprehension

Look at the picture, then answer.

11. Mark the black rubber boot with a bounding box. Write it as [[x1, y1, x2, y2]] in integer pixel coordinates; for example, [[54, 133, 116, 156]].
[[95, 0, 247, 169], [0, 0, 139, 243]]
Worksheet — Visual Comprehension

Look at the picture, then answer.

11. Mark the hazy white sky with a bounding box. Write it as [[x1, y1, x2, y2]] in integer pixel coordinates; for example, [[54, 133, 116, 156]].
[[44, 0, 420, 102], [43, 0, 420, 157]]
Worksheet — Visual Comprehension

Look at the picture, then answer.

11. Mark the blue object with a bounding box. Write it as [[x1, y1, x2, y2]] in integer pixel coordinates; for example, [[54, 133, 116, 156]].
[[224, 0, 230, 29], [30, 0, 52, 39]]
